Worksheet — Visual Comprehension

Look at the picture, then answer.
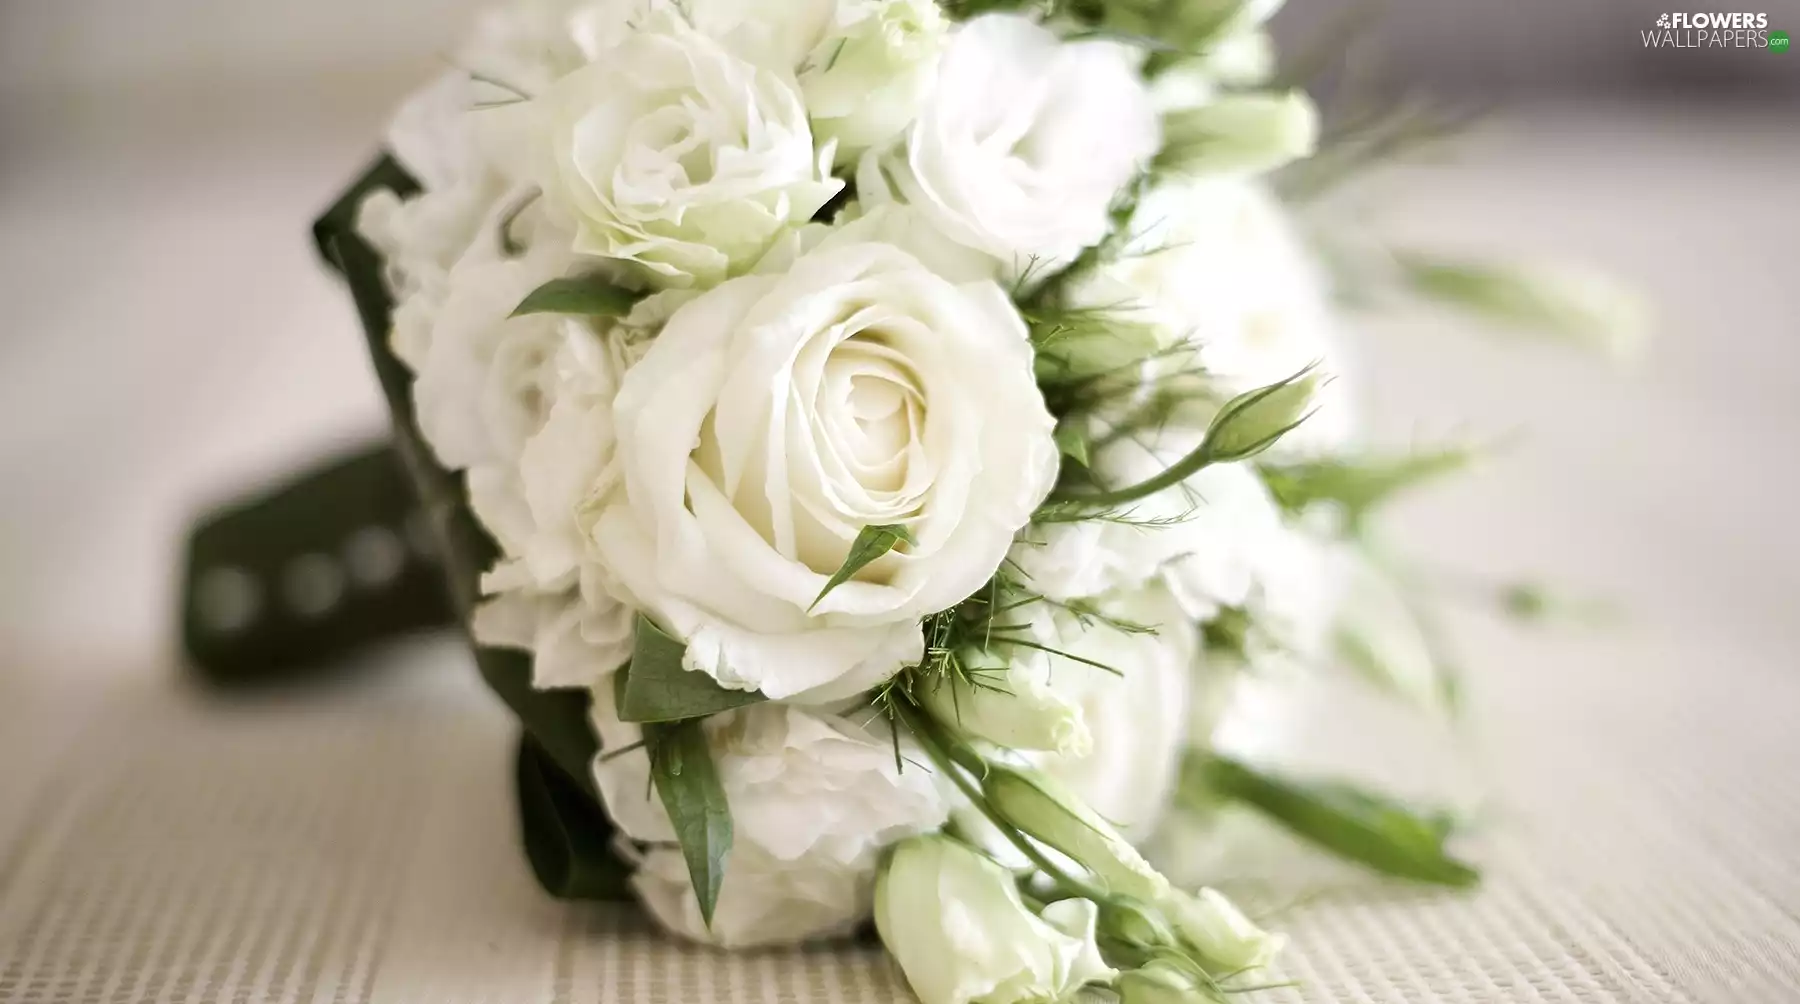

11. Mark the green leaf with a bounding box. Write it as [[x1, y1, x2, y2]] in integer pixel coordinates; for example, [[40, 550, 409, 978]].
[[516, 733, 633, 900], [1196, 754, 1479, 887], [1261, 446, 1474, 527], [646, 718, 733, 928], [618, 615, 766, 723], [809, 524, 915, 611], [510, 274, 642, 318]]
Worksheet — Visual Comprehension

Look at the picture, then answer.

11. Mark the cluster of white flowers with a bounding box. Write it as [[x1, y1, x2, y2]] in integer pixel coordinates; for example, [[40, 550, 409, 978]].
[[359, 0, 1351, 999]]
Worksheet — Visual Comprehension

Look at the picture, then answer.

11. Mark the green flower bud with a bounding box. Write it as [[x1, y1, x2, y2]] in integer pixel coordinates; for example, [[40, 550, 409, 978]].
[[1156, 92, 1318, 179], [983, 765, 1170, 902], [1102, 897, 1179, 950], [1200, 369, 1319, 463]]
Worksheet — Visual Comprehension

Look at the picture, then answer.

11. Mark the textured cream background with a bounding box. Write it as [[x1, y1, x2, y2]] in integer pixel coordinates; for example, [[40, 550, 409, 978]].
[[1, 70, 1797, 1004]]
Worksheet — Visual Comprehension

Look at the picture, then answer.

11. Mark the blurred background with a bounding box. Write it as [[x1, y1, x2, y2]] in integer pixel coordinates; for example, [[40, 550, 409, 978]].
[[0, 2, 1797, 1000]]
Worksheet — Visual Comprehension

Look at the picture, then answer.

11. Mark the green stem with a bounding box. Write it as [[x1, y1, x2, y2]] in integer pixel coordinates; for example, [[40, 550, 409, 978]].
[[895, 700, 1110, 903], [1055, 442, 1216, 509]]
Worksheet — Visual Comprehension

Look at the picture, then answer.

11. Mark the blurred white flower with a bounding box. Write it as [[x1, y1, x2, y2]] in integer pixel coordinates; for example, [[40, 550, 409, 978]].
[[1063, 178, 1354, 457], [865, 14, 1159, 275], [800, 0, 948, 162]]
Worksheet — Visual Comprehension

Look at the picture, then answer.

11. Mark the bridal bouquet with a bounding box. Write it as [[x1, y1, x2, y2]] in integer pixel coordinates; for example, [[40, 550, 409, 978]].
[[309, 0, 1640, 1000]]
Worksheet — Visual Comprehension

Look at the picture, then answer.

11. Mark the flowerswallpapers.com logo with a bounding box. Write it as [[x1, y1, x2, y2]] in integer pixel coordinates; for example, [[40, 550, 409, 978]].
[[1643, 12, 1787, 49]]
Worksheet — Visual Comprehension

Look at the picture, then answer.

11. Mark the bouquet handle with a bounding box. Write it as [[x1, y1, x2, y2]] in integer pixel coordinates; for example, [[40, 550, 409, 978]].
[[178, 442, 458, 686]]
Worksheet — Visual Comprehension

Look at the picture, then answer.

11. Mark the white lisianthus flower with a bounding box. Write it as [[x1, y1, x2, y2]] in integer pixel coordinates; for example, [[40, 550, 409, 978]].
[[1029, 586, 1197, 839], [1062, 178, 1352, 456], [398, 223, 640, 687], [589, 686, 950, 870], [1011, 429, 1290, 623], [520, 7, 842, 288], [800, 0, 948, 162], [876, 835, 1113, 1004], [630, 844, 872, 948], [459, 0, 593, 95], [919, 585, 1194, 838], [591, 208, 1058, 701], [470, 564, 633, 688], [866, 14, 1159, 275]]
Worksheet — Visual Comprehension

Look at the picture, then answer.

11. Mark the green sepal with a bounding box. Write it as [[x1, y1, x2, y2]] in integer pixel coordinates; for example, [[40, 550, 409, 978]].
[[511, 274, 642, 318], [516, 733, 633, 901], [645, 718, 734, 928], [809, 524, 915, 610], [618, 615, 766, 723], [1194, 754, 1479, 887]]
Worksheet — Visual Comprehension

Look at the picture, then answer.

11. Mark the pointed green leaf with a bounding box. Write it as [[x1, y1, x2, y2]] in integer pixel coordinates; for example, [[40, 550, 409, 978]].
[[1261, 446, 1474, 525], [646, 719, 733, 927], [809, 524, 915, 611], [618, 615, 766, 723], [1196, 754, 1479, 887], [511, 275, 642, 318]]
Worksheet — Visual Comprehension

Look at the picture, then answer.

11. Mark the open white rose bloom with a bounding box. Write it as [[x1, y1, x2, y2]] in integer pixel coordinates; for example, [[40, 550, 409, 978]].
[[333, 0, 1635, 1000]]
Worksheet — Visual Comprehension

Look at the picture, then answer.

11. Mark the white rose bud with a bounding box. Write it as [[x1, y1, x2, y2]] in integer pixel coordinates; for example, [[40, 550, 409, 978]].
[[520, 7, 842, 288], [876, 835, 1113, 1004], [1200, 369, 1320, 463], [983, 765, 1170, 902], [870, 14, 1159, 275], [1167, 887, 1287, 973], [801, 0, 948, 163]]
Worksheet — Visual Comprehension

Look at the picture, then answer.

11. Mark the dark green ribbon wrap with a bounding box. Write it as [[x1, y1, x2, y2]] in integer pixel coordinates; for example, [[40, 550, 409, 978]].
[[179, 156, 631, 900]]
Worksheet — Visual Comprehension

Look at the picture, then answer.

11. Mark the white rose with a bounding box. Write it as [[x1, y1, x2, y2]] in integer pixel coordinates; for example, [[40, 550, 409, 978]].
[[868, 14, 1159, 275], [800, 0, 948, 162], [519, 7, 842, 288], [1011, 427, 1290, 622], [589, 686, 950, 869], [876, 835, 1113, 1004], [591, 207, 1058, 701], [631, 844, 871, 948], [1063, 178, 1352, 456]]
